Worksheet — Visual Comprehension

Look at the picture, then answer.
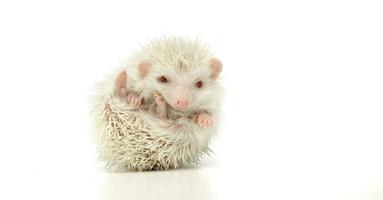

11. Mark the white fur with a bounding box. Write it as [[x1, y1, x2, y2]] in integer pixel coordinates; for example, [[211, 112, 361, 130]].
[[90, 36, 223, 171]]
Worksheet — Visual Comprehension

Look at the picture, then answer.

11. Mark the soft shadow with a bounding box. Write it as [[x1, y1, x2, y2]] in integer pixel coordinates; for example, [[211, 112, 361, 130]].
[[97, 168, 212, 200]]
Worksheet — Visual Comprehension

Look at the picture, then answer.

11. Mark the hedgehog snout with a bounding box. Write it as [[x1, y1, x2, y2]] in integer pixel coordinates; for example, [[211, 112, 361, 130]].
[[170, 86, 192, 111], [175, 99, 189, 110]]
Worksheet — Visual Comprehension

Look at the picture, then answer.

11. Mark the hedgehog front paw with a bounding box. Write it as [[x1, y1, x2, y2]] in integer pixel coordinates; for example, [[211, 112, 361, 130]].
[[126, 92, 143, 108], [196, 112, 213, 128], [154, 92, 167, 119], [154, 92, 166, 107]]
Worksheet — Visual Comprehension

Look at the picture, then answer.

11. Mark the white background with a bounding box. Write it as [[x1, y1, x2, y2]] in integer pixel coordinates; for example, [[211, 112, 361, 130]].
[[0, 0, 382, 200]]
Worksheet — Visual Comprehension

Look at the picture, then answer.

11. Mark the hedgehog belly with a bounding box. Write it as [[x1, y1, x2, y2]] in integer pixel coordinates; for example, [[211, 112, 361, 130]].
[[91, 96, 212, 171]]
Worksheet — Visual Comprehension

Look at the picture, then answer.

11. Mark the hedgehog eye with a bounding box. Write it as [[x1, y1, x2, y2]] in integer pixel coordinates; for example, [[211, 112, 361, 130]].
[[158, 76, 169, 83], [195, 80, 203, 88]]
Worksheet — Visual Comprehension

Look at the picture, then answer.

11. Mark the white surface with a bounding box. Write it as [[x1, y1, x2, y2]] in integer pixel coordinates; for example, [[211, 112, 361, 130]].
[[0, 0, 383, 200]]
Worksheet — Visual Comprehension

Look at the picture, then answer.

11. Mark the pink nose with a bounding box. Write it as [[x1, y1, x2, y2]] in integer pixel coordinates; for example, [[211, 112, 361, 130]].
[[175, 99, 188, 110]]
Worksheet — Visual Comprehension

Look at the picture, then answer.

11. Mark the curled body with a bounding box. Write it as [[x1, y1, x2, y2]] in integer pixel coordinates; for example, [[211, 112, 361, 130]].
[[91, 37, 223, 171]]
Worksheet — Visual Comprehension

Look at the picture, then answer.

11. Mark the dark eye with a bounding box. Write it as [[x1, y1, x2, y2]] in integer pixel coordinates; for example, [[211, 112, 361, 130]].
[[158, 76, 169, 83], [195, 80, 203, 88]]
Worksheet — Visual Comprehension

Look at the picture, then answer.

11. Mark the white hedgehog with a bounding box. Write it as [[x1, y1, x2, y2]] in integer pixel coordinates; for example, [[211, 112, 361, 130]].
[[90, 36, 223, 171]]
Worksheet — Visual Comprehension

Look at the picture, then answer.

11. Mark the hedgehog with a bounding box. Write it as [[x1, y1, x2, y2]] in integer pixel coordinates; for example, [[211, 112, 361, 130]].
[[90, 36, 223, 171]]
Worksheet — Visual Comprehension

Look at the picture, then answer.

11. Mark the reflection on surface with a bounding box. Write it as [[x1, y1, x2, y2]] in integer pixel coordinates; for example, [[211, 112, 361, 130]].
[[97, 168, 212, 200]]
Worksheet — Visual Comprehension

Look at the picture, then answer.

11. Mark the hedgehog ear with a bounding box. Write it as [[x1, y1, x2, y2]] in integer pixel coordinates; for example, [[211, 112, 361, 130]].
[[138, 61, 153, 78], [209, 58, 223, 79]]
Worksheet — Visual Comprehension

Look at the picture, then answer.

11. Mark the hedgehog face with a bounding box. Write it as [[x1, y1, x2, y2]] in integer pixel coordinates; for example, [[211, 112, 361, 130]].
[[138, 58, 222, 112], [153, 70, 200, 111]]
